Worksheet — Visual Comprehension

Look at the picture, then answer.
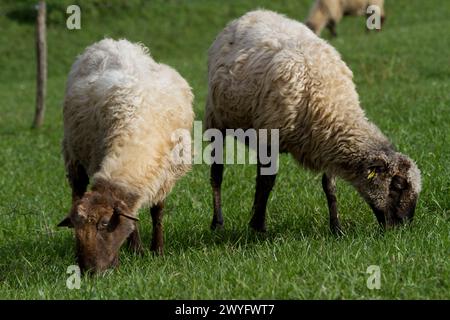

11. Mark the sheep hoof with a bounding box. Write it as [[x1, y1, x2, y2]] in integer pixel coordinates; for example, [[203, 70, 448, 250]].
[[249, 221, 267, 233], [150, 246, 164, 256], [330, 224, 344, 236], [210, 222, 224, 231]]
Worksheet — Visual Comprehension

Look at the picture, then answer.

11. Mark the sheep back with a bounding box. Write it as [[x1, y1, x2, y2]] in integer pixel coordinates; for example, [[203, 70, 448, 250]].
[[63, 39, 194, 207], [205, 10, 388, 172]]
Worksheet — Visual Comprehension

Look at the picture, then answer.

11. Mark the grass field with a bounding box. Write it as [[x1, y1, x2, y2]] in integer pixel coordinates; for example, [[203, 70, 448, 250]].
[[0, 0, 449, 299]]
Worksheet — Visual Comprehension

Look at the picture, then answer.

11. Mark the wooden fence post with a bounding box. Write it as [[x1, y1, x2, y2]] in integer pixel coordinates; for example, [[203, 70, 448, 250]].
[[33, 0, 47, 129]]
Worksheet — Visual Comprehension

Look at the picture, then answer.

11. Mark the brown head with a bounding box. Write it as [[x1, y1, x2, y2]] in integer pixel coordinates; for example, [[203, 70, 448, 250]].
[[57, 191, 138, 274], [352, 151, 422, 228]]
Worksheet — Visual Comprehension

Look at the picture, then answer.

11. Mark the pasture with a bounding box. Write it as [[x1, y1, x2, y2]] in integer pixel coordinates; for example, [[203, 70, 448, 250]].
[[0, 0, 449, 299]]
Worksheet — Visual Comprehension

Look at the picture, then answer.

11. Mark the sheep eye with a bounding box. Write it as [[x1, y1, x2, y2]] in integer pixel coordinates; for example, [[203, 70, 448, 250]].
[[97, 219, 109, 230], [391, 176, 407, 191]]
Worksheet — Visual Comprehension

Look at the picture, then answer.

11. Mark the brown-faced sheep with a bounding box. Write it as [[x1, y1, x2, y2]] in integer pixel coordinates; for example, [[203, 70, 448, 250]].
[[306, 0, 385, 37], [58, 38, 194, 273], [205, 10, 421, 234]]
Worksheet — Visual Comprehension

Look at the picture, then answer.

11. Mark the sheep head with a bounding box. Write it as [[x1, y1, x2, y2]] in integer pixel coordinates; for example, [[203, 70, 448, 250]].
[[353, 152, 421, 228], [57, 191, 138, 274]]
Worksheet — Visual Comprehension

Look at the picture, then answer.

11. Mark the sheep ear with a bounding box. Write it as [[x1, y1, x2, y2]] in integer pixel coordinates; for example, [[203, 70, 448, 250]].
[[367, 153, 388, 171], [107, 208, 122, 232], [108, 205, 139, 232], [118, 212, 139, 221], [57, 216, 73, 228], [113, 201, 139, 222], [364, 153, 389, 181]]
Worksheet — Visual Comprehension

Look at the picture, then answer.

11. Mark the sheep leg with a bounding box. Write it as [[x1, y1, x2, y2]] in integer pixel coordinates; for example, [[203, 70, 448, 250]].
[[150, 202, 164, 255], [380, 15, 386, 28], [67, 161, 89, 203], [322, 173, 343, 235], [327, 20, 337, 37], [127, 225, 143, 255], [210, 163, 224, 230], [249, 162, 277, 232]]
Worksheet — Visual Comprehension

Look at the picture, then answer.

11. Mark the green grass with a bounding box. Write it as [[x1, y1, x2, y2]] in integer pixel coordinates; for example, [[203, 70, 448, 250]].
[[0, 0, 449, 299]]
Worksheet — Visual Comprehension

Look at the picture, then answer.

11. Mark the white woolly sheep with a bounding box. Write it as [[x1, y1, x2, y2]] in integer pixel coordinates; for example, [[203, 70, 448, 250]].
[[58, 38, 194, 273], [205, 10, 421, 234], [306, 0, 385, 37]]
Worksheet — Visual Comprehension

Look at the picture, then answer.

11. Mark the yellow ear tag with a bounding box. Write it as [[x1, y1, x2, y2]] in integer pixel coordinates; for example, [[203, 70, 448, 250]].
[[367, 170, 377, 180]]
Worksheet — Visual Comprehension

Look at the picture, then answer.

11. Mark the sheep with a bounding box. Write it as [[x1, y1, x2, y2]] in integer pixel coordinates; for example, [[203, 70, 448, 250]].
[[305, 0, 385, 37], [57, 38, 194, 273], [204, 10, 421, 234]]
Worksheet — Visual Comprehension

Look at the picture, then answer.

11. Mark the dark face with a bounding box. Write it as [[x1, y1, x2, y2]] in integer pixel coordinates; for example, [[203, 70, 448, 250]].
[[58, 192, 138, 273], [368, 175, 419, 227], [355, 152, 421, 228]]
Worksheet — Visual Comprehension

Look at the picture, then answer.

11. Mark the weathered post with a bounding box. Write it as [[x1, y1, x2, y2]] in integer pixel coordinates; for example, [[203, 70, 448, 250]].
[[33, 0, 47, 129]]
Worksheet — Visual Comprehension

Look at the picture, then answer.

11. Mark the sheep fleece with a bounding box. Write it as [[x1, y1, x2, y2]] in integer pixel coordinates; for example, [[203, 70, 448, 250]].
[[63, 39, 194, 209], [205, 10, 389, 174]]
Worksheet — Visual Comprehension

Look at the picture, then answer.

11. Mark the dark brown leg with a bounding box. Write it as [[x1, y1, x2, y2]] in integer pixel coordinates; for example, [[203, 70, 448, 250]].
[[249, 162, 277, 232], [327, 20, 337, 37], [150, 202, 164, 255], [380, 15, 385, 30], [67, 161, 89, 203], [210, 163, 224, 230], [127, 225, 143, 254], [322, 173, 343, 235]]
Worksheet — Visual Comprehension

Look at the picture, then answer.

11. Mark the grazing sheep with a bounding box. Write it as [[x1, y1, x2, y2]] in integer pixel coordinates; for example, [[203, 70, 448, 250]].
[[306, 0, 385, 37], [205, 10, 421, 234], [58, 38, 194, 273]]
